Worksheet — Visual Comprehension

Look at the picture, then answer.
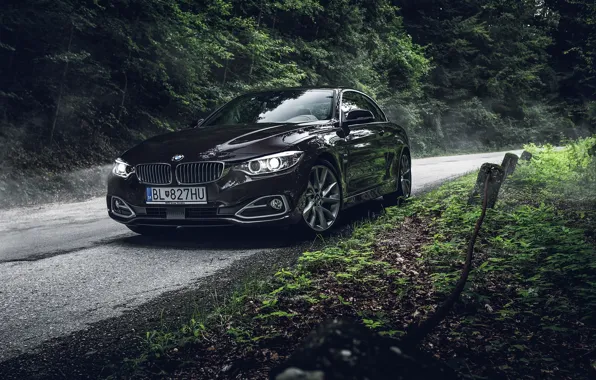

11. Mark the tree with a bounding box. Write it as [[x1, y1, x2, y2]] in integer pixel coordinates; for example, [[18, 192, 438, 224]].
[[544, 0, 596, 130], [395, 0, 567, 152]]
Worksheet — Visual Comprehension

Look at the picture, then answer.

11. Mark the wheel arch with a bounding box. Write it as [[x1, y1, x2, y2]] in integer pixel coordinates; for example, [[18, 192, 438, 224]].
[[316, 151, 345, 202], [400, 145, 411, 162], [394, 141, 410, 168], [296, 137, 346, 206], [398, 144, 412, 197], [390, 144, 411, 188], [317, 151, 340, 173]]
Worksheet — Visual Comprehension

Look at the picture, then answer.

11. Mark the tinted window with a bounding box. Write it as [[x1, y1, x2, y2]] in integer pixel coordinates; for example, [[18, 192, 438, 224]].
[[203, 90, 334, 126], [341, 91, 384, 121]]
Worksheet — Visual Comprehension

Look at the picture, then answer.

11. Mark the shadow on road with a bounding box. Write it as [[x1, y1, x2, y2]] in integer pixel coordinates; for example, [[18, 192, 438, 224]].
[[117, 198, 389, 251]]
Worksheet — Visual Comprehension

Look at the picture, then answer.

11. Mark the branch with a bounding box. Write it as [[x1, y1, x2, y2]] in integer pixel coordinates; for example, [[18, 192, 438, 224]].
[[402, 175, 490, 346]]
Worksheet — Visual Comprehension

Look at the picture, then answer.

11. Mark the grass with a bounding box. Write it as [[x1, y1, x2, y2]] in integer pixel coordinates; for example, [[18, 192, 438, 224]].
[[122, 137, 596, 379]]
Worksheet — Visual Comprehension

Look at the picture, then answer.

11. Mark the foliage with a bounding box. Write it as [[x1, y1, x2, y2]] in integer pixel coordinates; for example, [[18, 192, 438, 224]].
[[394, 0, 592, 155], [0, 0, 428, 172], [519, 137, 596, 186], [1, 0, 596, 171]]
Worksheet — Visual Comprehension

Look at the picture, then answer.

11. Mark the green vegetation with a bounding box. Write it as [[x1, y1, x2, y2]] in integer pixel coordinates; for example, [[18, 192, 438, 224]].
[[124, 138, 595, 378], [1, 0, 596, 173]]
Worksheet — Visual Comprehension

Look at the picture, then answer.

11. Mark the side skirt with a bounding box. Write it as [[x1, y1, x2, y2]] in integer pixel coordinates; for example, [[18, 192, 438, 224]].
[[342, 179, 397, 209]]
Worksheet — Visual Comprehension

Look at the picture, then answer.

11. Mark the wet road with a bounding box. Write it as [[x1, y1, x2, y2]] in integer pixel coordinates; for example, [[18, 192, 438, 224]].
[[0, 150, 521, 361]]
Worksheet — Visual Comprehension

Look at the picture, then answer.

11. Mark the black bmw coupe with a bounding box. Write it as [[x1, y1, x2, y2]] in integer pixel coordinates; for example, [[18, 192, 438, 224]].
[[107, 88, 411, 234]]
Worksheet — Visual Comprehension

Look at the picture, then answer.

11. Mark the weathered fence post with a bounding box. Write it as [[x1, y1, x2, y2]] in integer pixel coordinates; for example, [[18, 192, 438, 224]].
[[468, 163, 505, 208], [501, 153, 519, 178], [520, 150, 533, 161]]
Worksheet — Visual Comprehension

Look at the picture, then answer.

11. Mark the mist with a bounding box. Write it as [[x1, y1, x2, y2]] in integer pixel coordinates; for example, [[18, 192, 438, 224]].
[[0, 164, 112, 210]]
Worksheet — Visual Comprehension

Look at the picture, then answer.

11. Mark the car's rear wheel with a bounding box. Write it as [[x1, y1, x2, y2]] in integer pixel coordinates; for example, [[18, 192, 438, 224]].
[[384, 149, 412, 204], [301, 161, 342, 233], [127, 225, 177, 236]]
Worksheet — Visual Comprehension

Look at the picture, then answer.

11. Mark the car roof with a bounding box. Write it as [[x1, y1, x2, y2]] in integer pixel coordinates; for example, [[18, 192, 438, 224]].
[[242, 86, 354, 95]]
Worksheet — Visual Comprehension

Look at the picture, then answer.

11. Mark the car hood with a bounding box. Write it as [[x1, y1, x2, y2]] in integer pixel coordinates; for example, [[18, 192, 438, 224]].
[[120, 121, 332, 164]]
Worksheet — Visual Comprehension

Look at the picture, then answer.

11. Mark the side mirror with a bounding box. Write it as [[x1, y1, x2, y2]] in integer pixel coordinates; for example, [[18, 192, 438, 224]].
[[195, 118, 205, 128], [344, 109, 374, 126], [336, 122, 350, 138]]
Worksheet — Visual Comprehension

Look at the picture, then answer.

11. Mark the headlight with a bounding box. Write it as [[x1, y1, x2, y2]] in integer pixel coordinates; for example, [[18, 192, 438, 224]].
[[112, 158, 135, 178], [236, 151, 304, 175]]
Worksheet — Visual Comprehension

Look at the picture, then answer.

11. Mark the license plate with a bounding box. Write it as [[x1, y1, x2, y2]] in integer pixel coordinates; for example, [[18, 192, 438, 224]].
[[146, 187, 207, 205]]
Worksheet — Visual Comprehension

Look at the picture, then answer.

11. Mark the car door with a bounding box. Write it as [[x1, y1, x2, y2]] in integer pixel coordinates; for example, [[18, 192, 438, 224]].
[[340, 91, 389, 196]]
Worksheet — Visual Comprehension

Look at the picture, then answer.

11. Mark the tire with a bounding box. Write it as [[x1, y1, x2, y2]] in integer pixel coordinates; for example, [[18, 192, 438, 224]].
[[299, 160, 342, 233], [383, 149, 412, 205], [126, 225, 177, 236]]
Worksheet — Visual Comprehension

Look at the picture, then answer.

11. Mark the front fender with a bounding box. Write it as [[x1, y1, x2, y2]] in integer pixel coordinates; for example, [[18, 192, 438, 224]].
[[295, 131, 348, 205]]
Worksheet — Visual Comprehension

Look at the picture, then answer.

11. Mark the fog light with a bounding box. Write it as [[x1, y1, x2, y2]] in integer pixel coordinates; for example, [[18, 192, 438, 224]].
[[111, 196, 136, 218], [270, 198, 284, 210], [235, 195, 288, 219]]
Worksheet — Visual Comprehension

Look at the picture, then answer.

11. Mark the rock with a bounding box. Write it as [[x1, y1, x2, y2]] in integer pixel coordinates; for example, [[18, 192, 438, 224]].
[[275, 367, 325, 380], [270, 319, 460, 380]]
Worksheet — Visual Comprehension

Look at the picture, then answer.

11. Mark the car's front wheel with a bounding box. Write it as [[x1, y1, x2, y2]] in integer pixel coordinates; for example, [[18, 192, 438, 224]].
[[301, 161, 342, 233]]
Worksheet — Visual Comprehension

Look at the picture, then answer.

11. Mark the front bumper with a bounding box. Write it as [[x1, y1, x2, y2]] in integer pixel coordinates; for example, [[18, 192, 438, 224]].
[[106, 163, 309, 227]]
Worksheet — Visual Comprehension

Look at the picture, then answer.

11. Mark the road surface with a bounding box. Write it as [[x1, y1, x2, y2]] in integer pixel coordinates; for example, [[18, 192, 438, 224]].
[[0, 150, 521, 362]]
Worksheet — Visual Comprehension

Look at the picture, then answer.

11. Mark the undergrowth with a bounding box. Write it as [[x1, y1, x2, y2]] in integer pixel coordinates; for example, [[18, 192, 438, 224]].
[[129, 137, 596, 379]]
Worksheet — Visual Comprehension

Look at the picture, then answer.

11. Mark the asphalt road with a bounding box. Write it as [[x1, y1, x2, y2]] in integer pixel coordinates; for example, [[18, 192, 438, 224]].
[[0, 150, 522, 362]]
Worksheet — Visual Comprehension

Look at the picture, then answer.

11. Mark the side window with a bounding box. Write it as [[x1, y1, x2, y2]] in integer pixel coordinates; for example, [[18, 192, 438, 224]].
[[366, 99, 385, 121], [341, 92, 383, 121]]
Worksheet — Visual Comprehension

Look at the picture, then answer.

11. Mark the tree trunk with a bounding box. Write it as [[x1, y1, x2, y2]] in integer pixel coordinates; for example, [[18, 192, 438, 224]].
[[434, 113, 444, 138], [116, 71, 128, 123], [248, 56, 255, 83], [402, 174, 491, 347], [248, 1, 264, 82], [49, 20, 74, 144], [256, 0, 263, 27], [222, 57, 229, 85], [468, 163, 505, 209], [501, 153, 519, 178], [272, 11, 277, 30], [7, 25, 21, 73], [117, 50, 131, 123]]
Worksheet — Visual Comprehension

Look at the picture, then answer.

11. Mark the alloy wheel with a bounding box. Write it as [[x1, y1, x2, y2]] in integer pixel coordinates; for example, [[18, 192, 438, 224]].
[[399, 153, 412, 197], [302, 165, 341, 232]]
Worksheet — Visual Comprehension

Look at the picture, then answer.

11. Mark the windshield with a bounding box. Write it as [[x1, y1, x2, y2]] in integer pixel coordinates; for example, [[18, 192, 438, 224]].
[[202, 89, 335, 126]]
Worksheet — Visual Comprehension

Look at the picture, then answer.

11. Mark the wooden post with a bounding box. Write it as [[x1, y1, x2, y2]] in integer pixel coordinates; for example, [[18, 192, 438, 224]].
[[501, 153, 519, 178], [520, 150, 533, 161], [468, 163, 505, 208]]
